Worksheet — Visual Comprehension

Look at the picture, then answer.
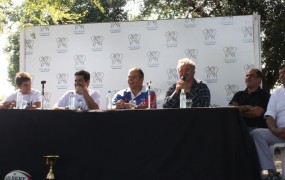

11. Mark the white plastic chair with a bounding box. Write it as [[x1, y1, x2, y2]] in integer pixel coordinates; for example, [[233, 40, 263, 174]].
[[272, 143, 285, 179]]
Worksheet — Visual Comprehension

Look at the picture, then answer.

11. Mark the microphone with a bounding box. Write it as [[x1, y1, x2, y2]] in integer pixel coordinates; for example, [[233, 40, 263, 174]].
[[181, 76, 186, 81], [41, 81, 46, 110]]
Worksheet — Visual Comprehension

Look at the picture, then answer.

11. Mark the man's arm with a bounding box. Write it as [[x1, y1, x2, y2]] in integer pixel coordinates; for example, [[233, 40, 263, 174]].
[[77, 87, 99, 110], [266, 115, 285, 139], [241, 106, 264, 118], [0, 101, 15, 109], [229, 100, 264, 117]]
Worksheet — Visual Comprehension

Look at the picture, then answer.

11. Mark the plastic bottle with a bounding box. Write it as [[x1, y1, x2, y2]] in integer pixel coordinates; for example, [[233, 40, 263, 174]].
[[69, 92, 76, 110], [180, 89, 186, 108], [147, 81, 157, 109], [106, 91, 113, 110], [16, 91, 23, 109], [77, 98, 83, 110]]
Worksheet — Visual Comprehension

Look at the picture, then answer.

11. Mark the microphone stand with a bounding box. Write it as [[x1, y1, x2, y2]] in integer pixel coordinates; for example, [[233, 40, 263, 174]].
[[41, 81, 46, 110]]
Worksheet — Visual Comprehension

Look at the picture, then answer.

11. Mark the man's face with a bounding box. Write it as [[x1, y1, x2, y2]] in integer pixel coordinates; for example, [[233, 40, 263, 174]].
[[128, 70, 143, 90], [279, 67, 285, 85], [178, 64, 194, 81], [19, 80, 32, 94], [74, 75, 89, 89], [245, 69, 261, 88]]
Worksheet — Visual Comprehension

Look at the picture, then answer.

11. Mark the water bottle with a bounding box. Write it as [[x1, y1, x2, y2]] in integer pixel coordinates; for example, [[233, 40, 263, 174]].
[[180, 89, 186, 108], [148, 89, 157, 109], [146, 81, 157, 109], [106, 90, 113, 110], [69, 92, 76, 110], [16, 91, 23, 109], [77, 98, 83, 110]]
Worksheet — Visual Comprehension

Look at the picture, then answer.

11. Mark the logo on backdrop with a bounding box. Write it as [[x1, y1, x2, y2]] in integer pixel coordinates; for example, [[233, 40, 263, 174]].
[[185, 48, 198, 61], [110, 53, 123, 69], [184, 18, 196, 28], [25, 39, 34, 55], [91, 72, 104, 88], [166, 68, 178, 85], [203, 28, 216, 45], [225, 84, 239, 101], [73, 54, 86, 70], [223, 46, 237, 63], [241, 26, 253, 43], [110, 22, 121, 33], [147, 51, 160, 67], [91, 35, 104, 51], [205, 66, 218, 83], [221, 16, 234, 25], [128, 33, 141, 50], [4, 170, 31, 180], [56, 37, 68, 53], [39, 26, 50, 36], [74, 24, 85, 34], [39, 56, 51, 72], [56, 73, 69, 89], [165, 31, 178, 48], [146, 20, 158, 30], [244, 64, 255, 72]]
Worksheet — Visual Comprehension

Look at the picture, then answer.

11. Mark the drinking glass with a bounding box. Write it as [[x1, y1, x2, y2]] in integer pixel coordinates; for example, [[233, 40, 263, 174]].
[[129, 100, 137, 109], [186, 98, 192, 108]]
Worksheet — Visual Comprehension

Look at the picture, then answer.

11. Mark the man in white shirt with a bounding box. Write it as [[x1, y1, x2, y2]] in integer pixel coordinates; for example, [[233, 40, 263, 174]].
[[53, 70, 100, 110], [0, 72, 41, 109], [251, 64, 285, 180]]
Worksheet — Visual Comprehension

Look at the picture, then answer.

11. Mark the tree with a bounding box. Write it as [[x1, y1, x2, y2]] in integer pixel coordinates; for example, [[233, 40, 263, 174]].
[[0, 0, 11, 34], [3, 0, 128, 87], [139, 0, 285, 92]]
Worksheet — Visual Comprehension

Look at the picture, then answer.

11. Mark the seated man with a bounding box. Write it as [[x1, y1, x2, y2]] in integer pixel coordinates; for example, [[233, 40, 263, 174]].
[[112, 67, 156, 109], [251, 64, 285, 180], [53, 70, 100, 110], [229, 68, 270, 131], [163, 58, 210, 108], [0, 72, 41, 109]]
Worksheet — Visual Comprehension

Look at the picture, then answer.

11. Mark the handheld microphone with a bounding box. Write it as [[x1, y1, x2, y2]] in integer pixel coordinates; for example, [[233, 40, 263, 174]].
[[181, 76, 186, 81], [41, 81, 46, 110]]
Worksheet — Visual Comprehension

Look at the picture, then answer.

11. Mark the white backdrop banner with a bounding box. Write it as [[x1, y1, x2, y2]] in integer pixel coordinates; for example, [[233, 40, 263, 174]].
[[20, 14, 261, 109]]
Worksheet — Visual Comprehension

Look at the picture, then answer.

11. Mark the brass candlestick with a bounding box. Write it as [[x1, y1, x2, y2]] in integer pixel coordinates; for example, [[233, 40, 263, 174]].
[[43, 155, 59, 180]]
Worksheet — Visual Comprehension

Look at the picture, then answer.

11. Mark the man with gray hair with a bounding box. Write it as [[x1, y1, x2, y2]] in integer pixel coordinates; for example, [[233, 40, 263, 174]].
[[163, 58, 210, 108]]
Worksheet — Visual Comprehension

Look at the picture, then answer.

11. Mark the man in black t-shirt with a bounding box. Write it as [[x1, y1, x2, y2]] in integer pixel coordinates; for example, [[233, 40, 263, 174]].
[[229, 68, 270, 131]]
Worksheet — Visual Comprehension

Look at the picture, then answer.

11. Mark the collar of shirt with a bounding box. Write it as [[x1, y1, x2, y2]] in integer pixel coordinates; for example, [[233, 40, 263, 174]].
[[126, 86, 146, 99]]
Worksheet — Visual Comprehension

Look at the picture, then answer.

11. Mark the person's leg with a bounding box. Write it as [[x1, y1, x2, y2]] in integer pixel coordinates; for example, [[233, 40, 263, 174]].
[[251, 128, 284, 170]]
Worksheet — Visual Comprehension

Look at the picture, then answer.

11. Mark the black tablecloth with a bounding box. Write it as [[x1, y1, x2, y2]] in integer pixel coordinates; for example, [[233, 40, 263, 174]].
[[0, 108, 261, 180]]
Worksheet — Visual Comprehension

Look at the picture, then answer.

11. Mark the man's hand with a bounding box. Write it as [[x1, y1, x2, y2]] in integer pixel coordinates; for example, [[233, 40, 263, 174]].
[[2, 100, 16, 109], [272, 127, 285, 139], [76, 86, 87, 95]]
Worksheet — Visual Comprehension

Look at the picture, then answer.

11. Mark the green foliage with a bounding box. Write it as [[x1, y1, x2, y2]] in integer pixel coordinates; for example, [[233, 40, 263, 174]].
[[0, 0, 11, 34], [3, 31, 19, 87]]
